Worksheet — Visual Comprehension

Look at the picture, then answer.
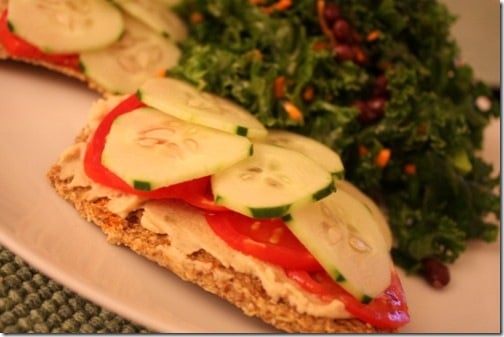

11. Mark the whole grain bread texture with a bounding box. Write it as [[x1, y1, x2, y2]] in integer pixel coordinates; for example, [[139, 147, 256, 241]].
[[45, 96, 393, 333]]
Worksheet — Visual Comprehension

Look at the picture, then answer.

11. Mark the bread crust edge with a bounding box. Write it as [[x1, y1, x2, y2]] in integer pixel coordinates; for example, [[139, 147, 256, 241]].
[[46, 159, 390, 333]]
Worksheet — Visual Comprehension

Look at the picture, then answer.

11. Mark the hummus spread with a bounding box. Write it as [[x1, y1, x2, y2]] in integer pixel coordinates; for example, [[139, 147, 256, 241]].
[[56, 96, 353, 319]]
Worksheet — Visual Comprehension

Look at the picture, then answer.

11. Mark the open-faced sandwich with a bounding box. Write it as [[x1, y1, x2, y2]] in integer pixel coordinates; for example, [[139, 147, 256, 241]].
[[0, 0, 185, 94], [2, 0, 499, 332], [47, 77, 410, 333]]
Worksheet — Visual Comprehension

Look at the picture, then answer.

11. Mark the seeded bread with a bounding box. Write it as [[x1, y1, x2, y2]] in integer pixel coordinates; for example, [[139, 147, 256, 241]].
[[45, 97, 393, 333], [46, 165, 386, 333], [0, 45, 106, 95]]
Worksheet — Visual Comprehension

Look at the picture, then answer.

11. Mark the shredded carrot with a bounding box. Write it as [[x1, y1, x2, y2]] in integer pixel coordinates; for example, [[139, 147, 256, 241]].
[[247, 49, 263, 61], [312, 39, 330, 51], [404, 163, 417, 175], [358, 145, 369, 157], [316, 0, 336, 45], [302, 86, 315, 101], [157, 69, 167, 77], [354, 47, 367, 64], [273, 0, 292, 11], [366, 30, 381, 42], [189, 11, 204, 24], [274, 76, 286, 98], [375, 148, 391, 168], [258, 0, 292, 14], [282, 101, 304, 123]]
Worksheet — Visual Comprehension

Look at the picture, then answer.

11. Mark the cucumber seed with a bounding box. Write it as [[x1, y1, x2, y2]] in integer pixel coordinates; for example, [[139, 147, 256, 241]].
[[348, 234, 371, 253]]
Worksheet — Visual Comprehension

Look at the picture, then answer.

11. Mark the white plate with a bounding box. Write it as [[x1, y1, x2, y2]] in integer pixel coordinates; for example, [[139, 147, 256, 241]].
[[0, 61, 500, 333]]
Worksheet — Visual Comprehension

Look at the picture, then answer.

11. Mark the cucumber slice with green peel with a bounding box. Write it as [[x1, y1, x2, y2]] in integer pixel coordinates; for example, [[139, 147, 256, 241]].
[[211, 143, 335, 218], [263, 130, 344, 178], [7, 0, 124, 53], [80, 15, 181, 94], [101, 107, 252, 191], [112, 0, 188, 42], [283, 189, 392, 302], [335, 180, 393, 250], [138, 77, 268, 139]]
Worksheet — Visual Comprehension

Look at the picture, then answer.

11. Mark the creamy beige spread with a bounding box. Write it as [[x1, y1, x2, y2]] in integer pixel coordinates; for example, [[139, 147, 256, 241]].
[[56, 96, 353, 319]]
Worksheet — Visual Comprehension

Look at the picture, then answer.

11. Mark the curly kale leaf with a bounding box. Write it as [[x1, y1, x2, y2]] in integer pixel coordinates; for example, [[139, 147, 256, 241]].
[[171, 0, 500, 272]]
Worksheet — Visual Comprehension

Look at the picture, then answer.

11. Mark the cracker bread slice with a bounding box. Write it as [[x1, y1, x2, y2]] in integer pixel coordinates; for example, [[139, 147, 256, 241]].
[[45, 97, 393, 333], [0, 46, 105, 92]]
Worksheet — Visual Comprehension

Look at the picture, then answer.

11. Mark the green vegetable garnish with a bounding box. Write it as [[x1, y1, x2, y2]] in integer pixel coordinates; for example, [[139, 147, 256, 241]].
[[170, 0, 500, 274]]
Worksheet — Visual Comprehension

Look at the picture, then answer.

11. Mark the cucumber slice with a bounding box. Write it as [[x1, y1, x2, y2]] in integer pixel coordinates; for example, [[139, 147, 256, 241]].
[[112, 0, 187, 42], [7, 0, 124, 53], [101, 107, 252, 191], [283, 189, 392, 302], [138, 77, 268, 139], [264, 130, 344, 178], [80, 15, 181, 94], [335, 180, 393, 250], [211, 143, 334, 218]]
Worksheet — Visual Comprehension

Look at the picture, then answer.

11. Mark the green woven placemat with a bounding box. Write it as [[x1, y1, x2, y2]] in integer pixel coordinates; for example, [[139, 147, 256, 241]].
[[0, 245, 151, 333]]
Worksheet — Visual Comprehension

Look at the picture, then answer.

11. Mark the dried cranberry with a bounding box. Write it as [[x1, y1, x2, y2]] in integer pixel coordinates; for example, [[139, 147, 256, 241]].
[[352, 46, 368, 65], [421, 258, 450, 289], [372, 75, 389, 97], [323, 3, 341, 25], [351, 31, 362, 44], [333, 44, 354, 62], [367, 97, 386, 115], [354, 100, 372, 123], [355, 98, 385, 124], [332, 19, 352, 43]]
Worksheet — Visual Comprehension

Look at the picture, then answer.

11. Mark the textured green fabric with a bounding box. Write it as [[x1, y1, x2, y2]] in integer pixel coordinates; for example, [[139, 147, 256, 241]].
[[0, 245, 151, 333]]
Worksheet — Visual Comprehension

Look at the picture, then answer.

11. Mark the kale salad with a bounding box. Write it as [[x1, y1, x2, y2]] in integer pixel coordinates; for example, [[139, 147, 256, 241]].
[[168, 0, 500, 284]]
